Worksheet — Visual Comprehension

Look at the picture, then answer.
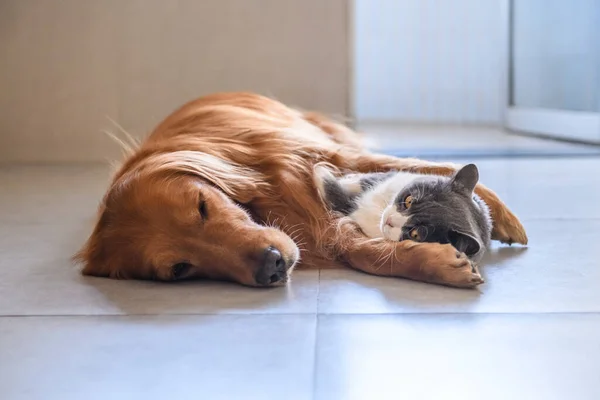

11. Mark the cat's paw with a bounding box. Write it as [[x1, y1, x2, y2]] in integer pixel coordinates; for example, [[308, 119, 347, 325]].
[[419, 243, 484, 288]]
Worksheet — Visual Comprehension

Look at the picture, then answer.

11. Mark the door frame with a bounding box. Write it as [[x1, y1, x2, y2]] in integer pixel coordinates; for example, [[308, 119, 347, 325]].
[[502, 0, 600, 144]]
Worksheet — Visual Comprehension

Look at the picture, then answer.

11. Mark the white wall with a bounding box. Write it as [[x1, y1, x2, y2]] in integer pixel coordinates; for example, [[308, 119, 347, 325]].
[[353, 0, 506, 124]]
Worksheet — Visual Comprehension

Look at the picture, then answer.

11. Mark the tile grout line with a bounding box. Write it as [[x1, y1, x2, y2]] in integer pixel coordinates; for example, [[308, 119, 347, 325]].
[[310, 268, 322, 400], [2, 311, 600, 318]]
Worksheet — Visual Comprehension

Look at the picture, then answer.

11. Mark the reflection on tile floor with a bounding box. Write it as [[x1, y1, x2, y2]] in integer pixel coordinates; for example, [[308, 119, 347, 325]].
[[1, 155, 600, 399]]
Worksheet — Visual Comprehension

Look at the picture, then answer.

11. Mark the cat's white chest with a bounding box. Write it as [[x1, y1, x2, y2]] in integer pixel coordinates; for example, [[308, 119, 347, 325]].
[[350, 200, 387, 238]]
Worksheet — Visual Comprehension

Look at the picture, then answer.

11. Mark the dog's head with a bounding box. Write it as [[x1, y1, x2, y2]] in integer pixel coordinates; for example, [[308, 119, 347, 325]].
[[74, 151, 299, 286]]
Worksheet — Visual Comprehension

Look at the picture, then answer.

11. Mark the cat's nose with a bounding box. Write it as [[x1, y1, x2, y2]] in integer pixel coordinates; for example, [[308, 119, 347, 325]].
[[385, 216, 393, 227]]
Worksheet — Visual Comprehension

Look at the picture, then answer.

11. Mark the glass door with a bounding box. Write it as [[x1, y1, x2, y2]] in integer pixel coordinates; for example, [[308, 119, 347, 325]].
[[506, 0, 600, 143]]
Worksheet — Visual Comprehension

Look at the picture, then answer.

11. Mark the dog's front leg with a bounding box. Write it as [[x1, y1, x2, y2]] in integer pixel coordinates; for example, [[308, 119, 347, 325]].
[[334, 221, 484, 288]]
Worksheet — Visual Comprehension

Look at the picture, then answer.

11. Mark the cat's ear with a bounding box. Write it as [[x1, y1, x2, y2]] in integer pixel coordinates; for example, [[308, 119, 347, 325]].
[[450, 164, 479, 195], [448, 229, 481, 256]]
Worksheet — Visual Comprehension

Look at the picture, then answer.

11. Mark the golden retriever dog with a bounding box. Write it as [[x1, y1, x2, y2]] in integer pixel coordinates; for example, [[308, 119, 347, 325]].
[[75, 92, 527, 288]]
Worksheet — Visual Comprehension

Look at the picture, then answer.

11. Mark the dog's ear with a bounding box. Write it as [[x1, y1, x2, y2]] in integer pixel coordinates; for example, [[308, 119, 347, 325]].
[[73, 205, 121, 278], [142, 151, 267, 203]]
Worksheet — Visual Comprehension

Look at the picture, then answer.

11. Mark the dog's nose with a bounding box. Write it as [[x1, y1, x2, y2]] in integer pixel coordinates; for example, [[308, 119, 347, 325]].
[[255, 246, 288, 286]]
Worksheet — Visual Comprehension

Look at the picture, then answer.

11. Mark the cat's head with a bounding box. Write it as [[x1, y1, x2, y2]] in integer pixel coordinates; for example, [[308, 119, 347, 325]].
[[380, 164, 490, 257]]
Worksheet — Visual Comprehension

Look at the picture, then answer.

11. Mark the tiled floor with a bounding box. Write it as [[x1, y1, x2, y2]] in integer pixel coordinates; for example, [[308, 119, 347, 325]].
[[1, 153, 600, 399]]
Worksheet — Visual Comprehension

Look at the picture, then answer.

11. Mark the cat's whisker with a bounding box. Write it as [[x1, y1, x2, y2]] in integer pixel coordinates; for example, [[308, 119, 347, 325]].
[[372, 247, 386, 269], [373, 243, 393, 271], [377, 246, 395, 274], [363, 237, 386, 245]]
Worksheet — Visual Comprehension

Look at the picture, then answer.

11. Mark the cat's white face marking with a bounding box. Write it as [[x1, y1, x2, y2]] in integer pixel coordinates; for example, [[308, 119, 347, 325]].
[[380, 204, 409, 241], [352, 173, 417, 241]]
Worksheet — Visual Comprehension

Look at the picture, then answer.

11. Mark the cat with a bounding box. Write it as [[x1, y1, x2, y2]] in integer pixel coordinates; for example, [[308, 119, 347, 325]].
[[313, 163, 492, 261]]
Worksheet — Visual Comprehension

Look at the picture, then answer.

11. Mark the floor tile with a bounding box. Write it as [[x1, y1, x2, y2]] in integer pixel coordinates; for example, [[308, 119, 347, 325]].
[[473, 158, 600, 220], [0, 224, 319, 315], [315, 314, 600, 400], [0, 314, 316, 400], [318, 219, 600, 314]]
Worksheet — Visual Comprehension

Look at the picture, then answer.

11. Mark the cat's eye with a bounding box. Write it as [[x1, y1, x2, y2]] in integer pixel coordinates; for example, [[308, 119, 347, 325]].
[[171, 262, 192, 280], [409, 228, 421, 240], [198, 199, 208, 219], [403, 195, 414, 209]]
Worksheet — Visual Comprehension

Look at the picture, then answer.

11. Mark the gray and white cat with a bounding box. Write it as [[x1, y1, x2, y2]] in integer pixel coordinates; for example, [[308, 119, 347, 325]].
[[313, 163, 492, 261]]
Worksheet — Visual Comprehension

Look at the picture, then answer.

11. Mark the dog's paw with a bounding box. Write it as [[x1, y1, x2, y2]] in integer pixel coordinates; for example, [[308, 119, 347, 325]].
[[420, 244, 485, 288]]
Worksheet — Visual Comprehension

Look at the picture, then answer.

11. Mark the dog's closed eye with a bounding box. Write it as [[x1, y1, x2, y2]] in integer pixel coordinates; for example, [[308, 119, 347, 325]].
[[198, 199, 208, 219], [171, 262, 192, 280]]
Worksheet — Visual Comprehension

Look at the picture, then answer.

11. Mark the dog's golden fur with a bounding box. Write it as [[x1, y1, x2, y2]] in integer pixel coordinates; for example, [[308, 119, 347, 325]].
[[75, 92, 527, 288]]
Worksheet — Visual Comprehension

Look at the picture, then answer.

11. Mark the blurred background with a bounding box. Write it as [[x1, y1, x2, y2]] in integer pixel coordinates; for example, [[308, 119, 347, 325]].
[[1, 0, 599, 162], [2, 3, 600, 398]]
